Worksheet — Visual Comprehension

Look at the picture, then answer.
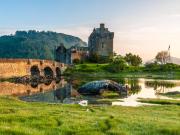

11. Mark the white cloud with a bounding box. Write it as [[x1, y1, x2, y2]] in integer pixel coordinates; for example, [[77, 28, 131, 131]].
[[170, 14, 180, 18]]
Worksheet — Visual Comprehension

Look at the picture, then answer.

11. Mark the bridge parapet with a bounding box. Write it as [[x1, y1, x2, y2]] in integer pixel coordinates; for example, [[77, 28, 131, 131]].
[[0, 58, 67, 78]]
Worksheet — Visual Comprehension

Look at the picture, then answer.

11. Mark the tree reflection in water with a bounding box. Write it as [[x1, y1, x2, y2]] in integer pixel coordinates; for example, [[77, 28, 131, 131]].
[[126, 78, 141, 95], [113, 78, 141, 96], [145, 81, 176, 94]]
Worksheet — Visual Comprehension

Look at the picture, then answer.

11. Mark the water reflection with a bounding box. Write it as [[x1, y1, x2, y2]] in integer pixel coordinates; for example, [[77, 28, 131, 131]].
[[0, 78, 180, 106], [112, 79, 180, 106], [125, 78, 141, 95], [145, 80, 177, 94], [0, 79, 67, 96], [20, 83, 79, 103]]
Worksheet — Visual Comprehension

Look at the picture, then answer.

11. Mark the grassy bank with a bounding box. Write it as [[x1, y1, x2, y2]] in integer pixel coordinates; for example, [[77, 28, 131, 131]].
[[65, 64, 180, 79], [160, 91, 180, 99], [138, 98, 180, 106], [0, 96, 180, 135]]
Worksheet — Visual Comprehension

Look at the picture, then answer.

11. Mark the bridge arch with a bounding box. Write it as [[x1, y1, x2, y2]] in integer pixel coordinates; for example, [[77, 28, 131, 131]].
[[56, 67, 61, 77], [30, 65, 40, 76], [44, 66, 54, 79]]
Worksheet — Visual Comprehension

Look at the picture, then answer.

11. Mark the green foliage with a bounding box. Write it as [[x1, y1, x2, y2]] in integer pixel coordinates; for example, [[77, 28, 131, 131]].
[[89, 53, 112, 63], [0, 30, 87, 60], [145, 62, 180, 72], [124, 53, 142, 66], [74, 63, 108, 72], [88, 53, 100, 63], [73, 59, 81, 64], [107, 56, 127, 72]]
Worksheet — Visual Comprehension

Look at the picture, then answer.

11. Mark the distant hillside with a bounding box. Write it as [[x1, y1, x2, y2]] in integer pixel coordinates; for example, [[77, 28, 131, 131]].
[[168, 57, 180, 65], [146, 56, 180, 65], [0, 30, 87, 60]]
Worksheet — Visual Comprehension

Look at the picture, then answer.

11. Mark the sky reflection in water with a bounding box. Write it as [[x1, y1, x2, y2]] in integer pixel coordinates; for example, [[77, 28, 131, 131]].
[[0, 78, 179, 106]]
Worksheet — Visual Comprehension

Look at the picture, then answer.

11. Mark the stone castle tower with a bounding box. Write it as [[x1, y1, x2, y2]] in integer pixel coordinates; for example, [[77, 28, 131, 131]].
[[88, 23, 114, 57]]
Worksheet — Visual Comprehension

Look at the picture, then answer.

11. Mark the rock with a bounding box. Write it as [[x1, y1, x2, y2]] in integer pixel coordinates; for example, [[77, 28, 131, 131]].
[[78, 80, 127, 95], [14, 75, 31, 84]]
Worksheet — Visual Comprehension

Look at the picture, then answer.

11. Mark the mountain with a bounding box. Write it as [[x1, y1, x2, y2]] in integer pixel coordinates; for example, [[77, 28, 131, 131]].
[[0, 30, 87, 60], [146, 56, 180, 65], [168, 57, 180, 65]]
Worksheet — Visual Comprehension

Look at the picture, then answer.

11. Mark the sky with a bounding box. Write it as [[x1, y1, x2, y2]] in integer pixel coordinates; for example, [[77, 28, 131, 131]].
[[0, 0, 180, 61]]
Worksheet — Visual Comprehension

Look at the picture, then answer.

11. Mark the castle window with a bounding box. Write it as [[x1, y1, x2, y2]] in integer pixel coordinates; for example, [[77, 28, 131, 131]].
[[102, 43, 104, 48]]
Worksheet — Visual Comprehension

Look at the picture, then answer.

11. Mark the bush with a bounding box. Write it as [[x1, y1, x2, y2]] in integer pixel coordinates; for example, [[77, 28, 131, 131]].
[[145, 62, 180, 72], [73, 59, 81, 64], [89, 53, 112, 63], [107, 56, 127, 73]]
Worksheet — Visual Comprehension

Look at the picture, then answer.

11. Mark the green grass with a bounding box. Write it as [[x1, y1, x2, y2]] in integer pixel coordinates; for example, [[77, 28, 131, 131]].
[[101, 91, 120, 99], [160, 91, 180, 99], [65, 64, 180, 79], [0, 96, 180, 135], [138, 98, 180, 105]]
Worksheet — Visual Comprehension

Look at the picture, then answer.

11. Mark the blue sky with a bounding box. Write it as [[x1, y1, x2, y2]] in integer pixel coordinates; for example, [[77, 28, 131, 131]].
[[0, 0, 180, 61]]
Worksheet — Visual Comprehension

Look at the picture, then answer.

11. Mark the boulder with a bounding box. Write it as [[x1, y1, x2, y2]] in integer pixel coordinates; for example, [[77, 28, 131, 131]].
[[78, 80, 127, 95]]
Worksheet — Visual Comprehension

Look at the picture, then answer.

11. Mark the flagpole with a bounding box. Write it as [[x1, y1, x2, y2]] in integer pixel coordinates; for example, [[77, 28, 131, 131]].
[[168, 45, 171, 62]]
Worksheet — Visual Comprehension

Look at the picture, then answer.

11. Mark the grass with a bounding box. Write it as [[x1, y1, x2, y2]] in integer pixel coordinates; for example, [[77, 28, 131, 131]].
[[138, 98, 180, 105], [65, 64, 180, 79], [101, 91, 120, 99], [0, 96, 180, 135], [160, 91, 180, 99]]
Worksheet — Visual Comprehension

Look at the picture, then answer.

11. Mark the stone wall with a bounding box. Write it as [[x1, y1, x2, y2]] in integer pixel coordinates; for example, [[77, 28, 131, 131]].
[[0, 59, 67, 78]]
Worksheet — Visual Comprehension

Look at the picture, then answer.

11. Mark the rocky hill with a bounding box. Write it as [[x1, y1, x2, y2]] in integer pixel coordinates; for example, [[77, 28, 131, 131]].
[[0, 30, 87, 60]]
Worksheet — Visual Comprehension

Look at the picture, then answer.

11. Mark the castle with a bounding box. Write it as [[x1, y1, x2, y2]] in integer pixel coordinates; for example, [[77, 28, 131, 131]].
[[88, 23, 114, 57], [56, 23, 114, 64]]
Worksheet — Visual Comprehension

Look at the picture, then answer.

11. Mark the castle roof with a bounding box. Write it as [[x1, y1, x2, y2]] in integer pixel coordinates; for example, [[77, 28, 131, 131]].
[[90, 23, 114, 38]]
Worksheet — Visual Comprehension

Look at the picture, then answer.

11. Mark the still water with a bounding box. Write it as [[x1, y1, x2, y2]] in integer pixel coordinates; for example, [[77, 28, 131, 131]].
[[0, 77, 180, 106]]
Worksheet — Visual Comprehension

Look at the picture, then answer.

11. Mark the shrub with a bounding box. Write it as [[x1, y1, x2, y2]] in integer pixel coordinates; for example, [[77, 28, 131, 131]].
[[107, 56, 127, 73], [73, 59, 80, 64]]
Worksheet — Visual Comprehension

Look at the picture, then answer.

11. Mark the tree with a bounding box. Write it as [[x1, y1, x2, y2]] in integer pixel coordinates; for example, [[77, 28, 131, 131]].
[[155, 51, 169, 64], [108, 56, 127, 72], [124, 53, 142, 66], [73, 59, 80, 64], [89, 53, 99, 63]]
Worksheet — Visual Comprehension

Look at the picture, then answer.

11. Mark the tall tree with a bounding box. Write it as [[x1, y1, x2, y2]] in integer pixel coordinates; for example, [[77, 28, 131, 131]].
[[155, 51, 169, 64]]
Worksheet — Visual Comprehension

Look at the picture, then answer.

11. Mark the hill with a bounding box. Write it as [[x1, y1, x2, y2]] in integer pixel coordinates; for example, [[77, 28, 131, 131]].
[[0, 30, 87, 60], [169, 57, 180, 65], [146, 56, 180, 65]]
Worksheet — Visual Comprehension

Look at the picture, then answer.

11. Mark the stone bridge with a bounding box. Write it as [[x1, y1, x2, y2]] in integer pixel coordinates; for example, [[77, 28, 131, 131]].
[[0, 59, 67, 78]]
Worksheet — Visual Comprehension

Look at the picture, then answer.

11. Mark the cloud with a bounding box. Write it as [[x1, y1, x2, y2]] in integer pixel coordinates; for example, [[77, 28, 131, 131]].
[[171, 14, 180, 18]]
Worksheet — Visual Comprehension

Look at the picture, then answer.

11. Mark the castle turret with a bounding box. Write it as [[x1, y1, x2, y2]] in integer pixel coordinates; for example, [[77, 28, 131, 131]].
[[88, 23, 114, 57], [100, 23, 105, 29]]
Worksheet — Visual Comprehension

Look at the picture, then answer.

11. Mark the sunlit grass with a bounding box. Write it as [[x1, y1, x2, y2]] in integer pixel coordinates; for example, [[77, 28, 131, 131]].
[[0, 96, 180, 135], [138, 98, 180, 105], [160, 91, 180, 99], [65, 63, 180, 79]]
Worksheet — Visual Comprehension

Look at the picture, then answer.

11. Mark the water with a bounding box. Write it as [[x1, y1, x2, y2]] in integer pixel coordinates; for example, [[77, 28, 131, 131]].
[[0, 77, 179, 106]]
